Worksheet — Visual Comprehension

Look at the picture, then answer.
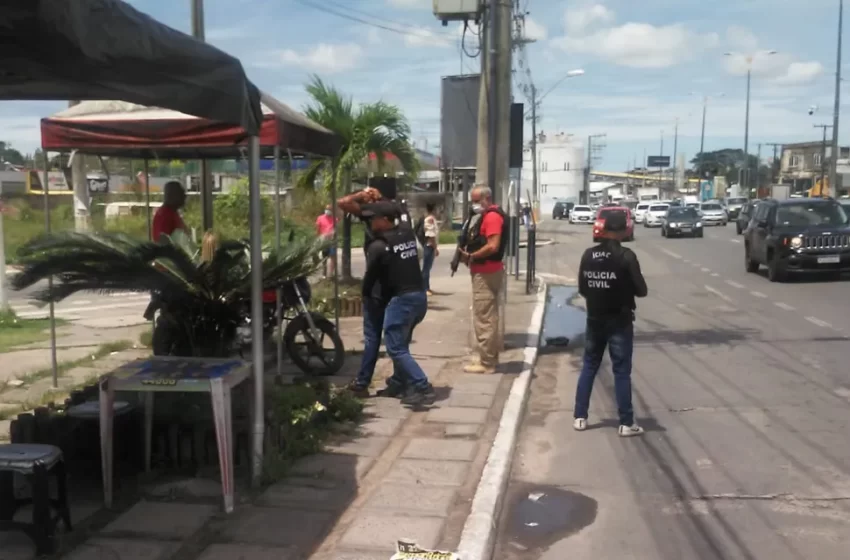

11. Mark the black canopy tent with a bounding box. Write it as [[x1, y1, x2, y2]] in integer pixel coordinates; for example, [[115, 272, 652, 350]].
[[0, 0, 262, 134], [0, 0, 269, 499]]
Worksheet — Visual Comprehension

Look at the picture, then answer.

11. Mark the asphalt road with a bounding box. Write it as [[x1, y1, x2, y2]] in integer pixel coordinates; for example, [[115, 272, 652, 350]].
[[496, 220, 850, 560]]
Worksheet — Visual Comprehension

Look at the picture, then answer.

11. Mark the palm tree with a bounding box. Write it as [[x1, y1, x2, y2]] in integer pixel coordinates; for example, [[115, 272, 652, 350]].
[[12, 230, 327, 357], [298, 75, 420, 280]]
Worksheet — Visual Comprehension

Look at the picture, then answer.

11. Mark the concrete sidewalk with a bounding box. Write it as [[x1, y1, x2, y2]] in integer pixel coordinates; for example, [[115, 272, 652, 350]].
[[2, 272, 543, 560]]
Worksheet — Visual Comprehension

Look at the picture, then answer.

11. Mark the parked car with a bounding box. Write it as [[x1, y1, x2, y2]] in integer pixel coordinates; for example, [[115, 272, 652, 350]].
[[552, 201, 573, 220], [699, 201, 728, 226], [743, 197, 850, 282], [661, 206, 703, 238], [593, 207, 634, 242], [736, 200, 759, 234], [643, 203, 670, 228], [570, 205, 595, 224], [633, 202, 651, 224]]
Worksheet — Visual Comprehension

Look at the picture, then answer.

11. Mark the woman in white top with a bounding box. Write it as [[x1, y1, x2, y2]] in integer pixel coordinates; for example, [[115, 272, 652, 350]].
[[421, 203, 439, 296]]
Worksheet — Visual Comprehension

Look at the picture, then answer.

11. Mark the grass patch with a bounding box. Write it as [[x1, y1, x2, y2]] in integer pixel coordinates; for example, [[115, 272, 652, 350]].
[[139, 329, 153, 348], [262, 381, 363, 483], [0, 309, 68, 353], [0, 339, 134, 399]]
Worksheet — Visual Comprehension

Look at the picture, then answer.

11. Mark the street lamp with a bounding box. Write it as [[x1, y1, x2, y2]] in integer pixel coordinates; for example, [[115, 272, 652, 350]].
[[690, 92, 725, 178], [724, 50, 777, 192]]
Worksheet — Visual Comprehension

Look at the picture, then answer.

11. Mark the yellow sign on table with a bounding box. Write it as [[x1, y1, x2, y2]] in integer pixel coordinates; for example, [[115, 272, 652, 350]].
[[390, 540, 460, 559]]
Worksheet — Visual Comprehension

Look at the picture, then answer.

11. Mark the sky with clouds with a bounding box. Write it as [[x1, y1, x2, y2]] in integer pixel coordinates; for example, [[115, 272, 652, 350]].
[[2, 0, 848, 170]]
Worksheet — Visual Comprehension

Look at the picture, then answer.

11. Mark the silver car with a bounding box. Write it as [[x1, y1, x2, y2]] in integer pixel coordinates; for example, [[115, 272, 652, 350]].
[[699, 202, 728, 226]]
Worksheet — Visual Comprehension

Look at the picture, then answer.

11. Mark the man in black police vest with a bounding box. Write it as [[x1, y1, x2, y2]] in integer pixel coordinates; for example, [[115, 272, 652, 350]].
[[573, 210, 648, 436], [355, 200, 435, 405]]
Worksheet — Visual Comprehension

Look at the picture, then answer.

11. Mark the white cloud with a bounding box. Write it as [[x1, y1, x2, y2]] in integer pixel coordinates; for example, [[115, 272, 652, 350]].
[[405, 27, 453, 48], [267, 43, 363, 73], [564, 3, 614, 36], [387, 0, 429, 8], [366, 28, 382, 45], [523, 17, 548, 41], [554, 22, 719, 69], [773, 61, 825, 85], [725, 25, 759, 52]]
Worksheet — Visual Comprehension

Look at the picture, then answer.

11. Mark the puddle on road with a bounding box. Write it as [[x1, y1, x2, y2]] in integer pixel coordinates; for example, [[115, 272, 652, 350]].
[[500, 483, 598, 559], [540, 285, 585, 353]]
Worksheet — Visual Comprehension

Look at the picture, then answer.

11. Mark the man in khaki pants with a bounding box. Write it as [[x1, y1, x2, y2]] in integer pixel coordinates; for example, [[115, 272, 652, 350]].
[[458, 185, 508, 374]]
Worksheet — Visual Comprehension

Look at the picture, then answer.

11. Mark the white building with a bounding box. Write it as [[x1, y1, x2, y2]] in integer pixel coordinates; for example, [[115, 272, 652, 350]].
[[521, 132, 585, 216]]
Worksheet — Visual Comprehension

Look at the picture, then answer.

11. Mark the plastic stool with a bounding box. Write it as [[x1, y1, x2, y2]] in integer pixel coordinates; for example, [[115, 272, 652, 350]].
[[0, 444, 72, 555]]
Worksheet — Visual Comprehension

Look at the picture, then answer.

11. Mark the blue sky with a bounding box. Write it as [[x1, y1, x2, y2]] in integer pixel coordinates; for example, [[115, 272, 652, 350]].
[[1, 0, 847, 170]]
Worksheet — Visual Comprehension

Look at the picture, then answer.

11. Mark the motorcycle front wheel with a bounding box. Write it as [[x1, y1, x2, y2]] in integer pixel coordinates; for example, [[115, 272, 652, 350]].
[[283, 313, 345, 376]]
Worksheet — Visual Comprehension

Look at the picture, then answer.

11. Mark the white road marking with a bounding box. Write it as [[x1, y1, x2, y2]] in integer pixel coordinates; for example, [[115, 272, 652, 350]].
[[701, 267, 710, 272], [774, 302, 795, 311], [683, 259, 691, 263], [729, 239, 742, 244], [661, 248, 682, 259], [705, 285, 734, 303], [750, 291, 767, 298], [710, 272, 719, 277], [725, 280, 745, 289], [806, 316, 832, 328], [691, 263, 701, 267]]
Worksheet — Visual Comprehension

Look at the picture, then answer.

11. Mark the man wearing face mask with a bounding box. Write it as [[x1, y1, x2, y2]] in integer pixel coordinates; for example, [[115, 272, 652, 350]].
[[458, 185, 508, 374]]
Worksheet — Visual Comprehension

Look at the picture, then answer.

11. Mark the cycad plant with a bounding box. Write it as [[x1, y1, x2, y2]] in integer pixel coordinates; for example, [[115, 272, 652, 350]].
[[11, 230, 328, 357]]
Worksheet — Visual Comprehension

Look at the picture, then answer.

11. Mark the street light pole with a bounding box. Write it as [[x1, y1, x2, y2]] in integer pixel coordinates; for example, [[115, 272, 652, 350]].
[[744, 67, 751, 191], [830, 0, 843, 193]]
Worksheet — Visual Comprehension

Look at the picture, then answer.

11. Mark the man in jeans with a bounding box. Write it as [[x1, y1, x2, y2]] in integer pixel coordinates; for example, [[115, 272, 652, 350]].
[[458, 185, 508, 374], [573, 211, 648, 437], [355, 201, 435, 405]]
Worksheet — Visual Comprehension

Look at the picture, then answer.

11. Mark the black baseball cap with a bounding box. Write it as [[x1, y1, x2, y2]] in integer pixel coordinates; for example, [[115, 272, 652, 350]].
[[360, 200, 401, 220], [604, 211, 628, 232]]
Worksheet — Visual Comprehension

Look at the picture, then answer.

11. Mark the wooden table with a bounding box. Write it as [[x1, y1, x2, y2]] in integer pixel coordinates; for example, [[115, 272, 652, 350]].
[[98, 356, 252, 513]]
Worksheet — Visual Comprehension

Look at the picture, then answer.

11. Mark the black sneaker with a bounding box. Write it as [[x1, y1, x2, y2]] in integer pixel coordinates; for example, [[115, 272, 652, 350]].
[[346, 381, 370, 398], [401, 384, 437, 406], [376, 383, 407, 398]]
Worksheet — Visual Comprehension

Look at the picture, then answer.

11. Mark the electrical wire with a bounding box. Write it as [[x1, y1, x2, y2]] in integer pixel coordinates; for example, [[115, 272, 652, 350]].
[[461, 20, 481, 58], [293, 0, 454, 40]]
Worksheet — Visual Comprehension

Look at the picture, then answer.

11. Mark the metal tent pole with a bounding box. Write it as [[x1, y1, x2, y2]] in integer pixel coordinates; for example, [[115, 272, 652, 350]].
[[42, 154, 58, 387], [274, 146, 283, 380], [247, 136, 265, 487], [330, 160, 340, 333], [144, 159, 152, 240]]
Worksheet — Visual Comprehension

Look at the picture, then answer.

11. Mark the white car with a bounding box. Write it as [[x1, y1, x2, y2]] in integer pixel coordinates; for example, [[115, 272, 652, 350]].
[[570, 205, 595, 224], [699, 202, 728, 226], [643, 203, 669, 227], [633, 202, 651, 224]]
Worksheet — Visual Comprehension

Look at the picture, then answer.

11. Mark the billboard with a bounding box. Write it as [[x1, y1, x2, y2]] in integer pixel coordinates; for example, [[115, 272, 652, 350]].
[[647, 155, 670, 167], [440, 74, 481, 169]]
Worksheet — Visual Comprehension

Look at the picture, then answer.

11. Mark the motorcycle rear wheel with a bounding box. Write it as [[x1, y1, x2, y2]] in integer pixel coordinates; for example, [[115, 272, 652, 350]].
[[283, 313, 345, 376]]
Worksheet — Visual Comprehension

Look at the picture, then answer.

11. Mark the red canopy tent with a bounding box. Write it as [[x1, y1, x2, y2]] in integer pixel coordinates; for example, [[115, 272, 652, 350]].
[[40, 91, 340, 159]]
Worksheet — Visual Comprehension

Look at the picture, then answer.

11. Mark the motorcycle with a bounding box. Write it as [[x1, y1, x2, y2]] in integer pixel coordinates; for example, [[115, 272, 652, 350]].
[[144, 276, 344, 376]]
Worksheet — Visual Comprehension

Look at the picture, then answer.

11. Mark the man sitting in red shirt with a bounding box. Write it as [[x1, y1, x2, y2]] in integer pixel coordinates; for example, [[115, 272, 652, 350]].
[[152, 181, 188, 242]]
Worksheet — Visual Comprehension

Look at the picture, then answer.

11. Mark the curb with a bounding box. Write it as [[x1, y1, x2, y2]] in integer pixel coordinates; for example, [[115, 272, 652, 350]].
[[455, 277, 548, 560], [517, 239, 554, 249]]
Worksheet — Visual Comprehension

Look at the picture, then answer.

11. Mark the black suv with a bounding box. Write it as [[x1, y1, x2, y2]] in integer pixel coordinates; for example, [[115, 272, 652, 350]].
[[552, 201, 573, 220], [743, 197, 850, 281]]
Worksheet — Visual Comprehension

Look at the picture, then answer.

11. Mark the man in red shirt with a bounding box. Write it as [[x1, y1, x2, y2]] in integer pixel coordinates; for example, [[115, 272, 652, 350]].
[[152, 181, 188, 242], [458, 185, 507, 374]]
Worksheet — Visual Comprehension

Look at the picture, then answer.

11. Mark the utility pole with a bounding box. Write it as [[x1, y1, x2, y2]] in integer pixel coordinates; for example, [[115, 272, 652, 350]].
[[494, 0, 512, 206], [764, 142, 783, 184], [191, 0, 213, 230], [529, 85, 538, 207], [830, 0, 843, 193], [757, 143, 763, 190], [672, 118, 679, 190], [68, 102, 90, 231], [814, 124, 833, 194], [743, 67, 751, 191]]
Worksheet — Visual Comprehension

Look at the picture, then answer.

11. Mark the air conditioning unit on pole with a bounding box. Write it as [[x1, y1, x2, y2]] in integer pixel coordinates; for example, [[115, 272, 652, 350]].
[[433, 0, 481, 24]]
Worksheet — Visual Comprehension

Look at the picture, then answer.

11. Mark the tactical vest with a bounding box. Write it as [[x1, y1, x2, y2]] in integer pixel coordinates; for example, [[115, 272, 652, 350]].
[[465, 206, 509, 264], [580, 243, 634, 320], [370, 226, 423, 297]]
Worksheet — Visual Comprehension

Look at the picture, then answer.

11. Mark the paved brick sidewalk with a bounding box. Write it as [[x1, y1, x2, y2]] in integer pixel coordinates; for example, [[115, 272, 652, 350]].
[[3, 272, 540, 560]]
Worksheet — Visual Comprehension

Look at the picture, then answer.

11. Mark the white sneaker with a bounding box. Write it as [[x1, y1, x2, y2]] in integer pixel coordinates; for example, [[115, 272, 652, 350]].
[[573, 418, 587, 431], [618, 424, 644, 437]]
